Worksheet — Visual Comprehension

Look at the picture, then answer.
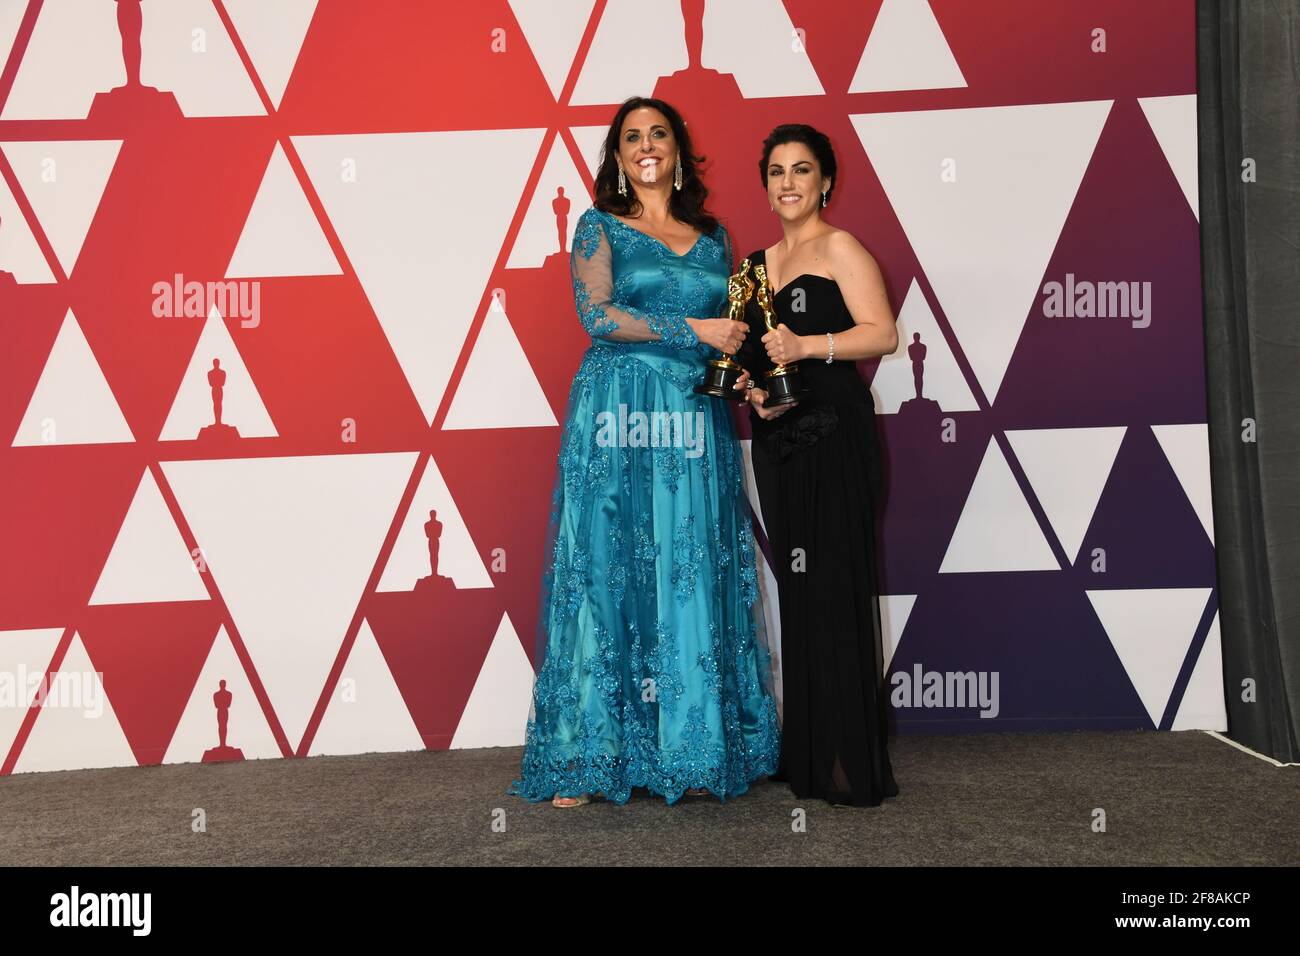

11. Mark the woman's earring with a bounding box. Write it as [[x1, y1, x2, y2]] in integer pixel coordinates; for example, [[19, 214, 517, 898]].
[[674, 160, 683, 191], [618, 165, 627, 196], [821, 190, 828, 208]]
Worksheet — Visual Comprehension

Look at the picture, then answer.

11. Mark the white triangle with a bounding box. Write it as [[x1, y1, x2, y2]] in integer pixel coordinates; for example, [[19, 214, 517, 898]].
[[507, 0, 596, 100], [163, 626, 283, 763], [308, 620, 425, 756], [442, 306, 559, 430], [880, 594, 917, 673], [377, 456, 492, 591], [1172, 612, 1227, 731], [754, 544, 783, 712], [569, 126, 607, 179], [738, 440, 786, 713], [1, 0, 122, 120], [0, 2, 25, 72], [1139, 94, 1199, 221], [738, 439, 768, 536], [226, 143, 340, 277], [1086, 587, 1212, 727], [451, 614, 537, 748], [700, 0, 823, 97], [12, 633, 138, 773], [939, 437, 1058, 573], [871, 279, 978, 413], [0, 175, 56, 283], [740, 455, 785, 711], [160, 452, 418, 748], [851, 100, 1113, 403], [223, 0, 318, 109], [1005, 426, 1127, 563], [1, 140, 122, 277], [849, 0, 966, 93], [90, 469, 210, 605], [293, 128, 545, 424], [0, 628, 64, 762], [505, 137, 590, 268], [573, 0, 820, 103], [1152, 423, 1215, 546], [12, 309, 135, 446], [571, 0, 687, 105], [138, 0, 265, 117], [159, 306, 278, 441], [0, 0, 265, 118]]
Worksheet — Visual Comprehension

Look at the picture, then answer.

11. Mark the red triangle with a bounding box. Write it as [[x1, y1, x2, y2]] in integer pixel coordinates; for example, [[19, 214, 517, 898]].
[[432, 429, 557, 668], [365, 586, 504, 749], [79, 603, 222, 765]]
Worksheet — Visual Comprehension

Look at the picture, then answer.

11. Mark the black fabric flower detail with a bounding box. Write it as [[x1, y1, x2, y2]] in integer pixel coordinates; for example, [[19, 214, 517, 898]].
[[755, 403, 839, 462]]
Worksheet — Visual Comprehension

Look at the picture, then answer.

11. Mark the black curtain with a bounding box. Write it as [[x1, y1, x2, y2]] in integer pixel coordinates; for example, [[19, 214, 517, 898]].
[[1197, 0, 1299, 762]]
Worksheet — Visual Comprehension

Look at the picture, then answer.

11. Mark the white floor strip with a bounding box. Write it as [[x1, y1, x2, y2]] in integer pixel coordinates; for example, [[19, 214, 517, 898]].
[[1203, 730, 1300, 767]]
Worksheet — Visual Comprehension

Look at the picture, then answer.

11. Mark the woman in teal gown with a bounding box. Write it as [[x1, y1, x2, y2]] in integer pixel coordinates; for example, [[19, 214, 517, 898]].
[[509, 97, 780, 806]]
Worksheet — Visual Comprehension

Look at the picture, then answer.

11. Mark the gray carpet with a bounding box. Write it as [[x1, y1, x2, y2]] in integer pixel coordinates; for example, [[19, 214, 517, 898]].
[[3, 729, 1295, 866]]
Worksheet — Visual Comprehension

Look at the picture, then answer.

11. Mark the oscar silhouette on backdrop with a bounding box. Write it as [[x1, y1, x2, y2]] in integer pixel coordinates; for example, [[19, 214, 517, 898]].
[[0, 212, 15, 286], [650, 0, 750, 235], [512, 192, 594, 414], [654, 0, 744, 101], [414, 509, 456, 597], [897, 332, 942, 425], [89, 0, 182, 122], [210, 358, 225, 425], [198, 358, 240, 442], [552, 187, 571, 257], [202, 679, 245, 762], [909, 332, 927, 399]]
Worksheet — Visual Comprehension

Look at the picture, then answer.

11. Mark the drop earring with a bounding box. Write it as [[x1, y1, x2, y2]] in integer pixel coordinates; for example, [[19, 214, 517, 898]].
[[674, 160, 683, 191], [821, 190, 828, 208], [618, 165, 627, 196]]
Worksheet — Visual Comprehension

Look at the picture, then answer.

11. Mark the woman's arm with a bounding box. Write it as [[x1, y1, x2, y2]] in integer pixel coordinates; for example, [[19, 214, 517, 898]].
[[761, 231, 898, 365], [571, 209, 699, 349]]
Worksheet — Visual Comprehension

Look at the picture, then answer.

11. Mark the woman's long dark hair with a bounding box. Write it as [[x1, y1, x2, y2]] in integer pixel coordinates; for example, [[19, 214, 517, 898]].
[[593, 96, 719, 235]]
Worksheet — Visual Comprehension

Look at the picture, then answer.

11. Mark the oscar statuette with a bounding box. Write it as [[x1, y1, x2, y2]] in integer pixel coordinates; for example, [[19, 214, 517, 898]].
[[752, 263, 810, 408], [693, 258, 754, 402]]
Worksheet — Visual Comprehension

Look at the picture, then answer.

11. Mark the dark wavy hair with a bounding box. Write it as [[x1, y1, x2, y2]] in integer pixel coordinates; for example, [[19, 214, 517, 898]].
[[593, 96, 718, 235], [758, 123, 838, 203]]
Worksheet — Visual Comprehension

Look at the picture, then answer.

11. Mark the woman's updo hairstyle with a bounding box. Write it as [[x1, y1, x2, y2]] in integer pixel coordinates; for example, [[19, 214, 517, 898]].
[[758, 123, 837, 204]]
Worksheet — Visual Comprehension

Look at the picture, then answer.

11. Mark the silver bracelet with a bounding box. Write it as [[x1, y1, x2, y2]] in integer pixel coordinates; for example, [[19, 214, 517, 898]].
[[825, 332, 834, 363]]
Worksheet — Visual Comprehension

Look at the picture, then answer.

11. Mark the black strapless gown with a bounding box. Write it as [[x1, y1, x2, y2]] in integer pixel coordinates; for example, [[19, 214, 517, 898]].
[[736, 248, 899, 807]]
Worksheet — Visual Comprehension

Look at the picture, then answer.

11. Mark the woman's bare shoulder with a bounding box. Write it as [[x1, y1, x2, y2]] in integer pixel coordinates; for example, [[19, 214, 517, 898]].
[[822, 227, 879, 272]]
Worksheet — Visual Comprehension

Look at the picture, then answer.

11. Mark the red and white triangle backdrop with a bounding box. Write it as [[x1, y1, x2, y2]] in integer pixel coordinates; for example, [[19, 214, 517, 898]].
[[0, 0, 1218, 776]]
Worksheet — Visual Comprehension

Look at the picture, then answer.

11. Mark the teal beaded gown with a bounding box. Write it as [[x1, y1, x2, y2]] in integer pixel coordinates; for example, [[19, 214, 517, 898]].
[[508, 206, 781, 805]]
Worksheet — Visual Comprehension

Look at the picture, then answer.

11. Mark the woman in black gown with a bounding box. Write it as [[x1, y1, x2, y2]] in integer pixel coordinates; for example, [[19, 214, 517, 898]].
[[735, 124, 900, 807]]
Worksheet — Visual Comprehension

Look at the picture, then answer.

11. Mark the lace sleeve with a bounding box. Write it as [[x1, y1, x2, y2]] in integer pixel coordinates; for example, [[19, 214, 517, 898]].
[[571, 209, 700, 349]]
